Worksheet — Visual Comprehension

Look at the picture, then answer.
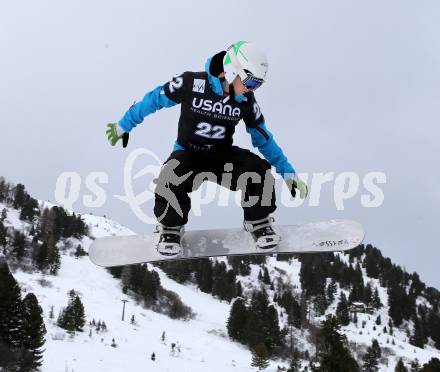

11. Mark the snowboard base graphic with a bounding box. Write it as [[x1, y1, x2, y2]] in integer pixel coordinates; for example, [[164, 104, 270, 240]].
[[88, 220, 365, 267]]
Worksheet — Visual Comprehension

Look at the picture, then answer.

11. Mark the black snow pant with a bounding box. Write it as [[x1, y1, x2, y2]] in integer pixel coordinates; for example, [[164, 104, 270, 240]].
[[154, 146, 277, 227]]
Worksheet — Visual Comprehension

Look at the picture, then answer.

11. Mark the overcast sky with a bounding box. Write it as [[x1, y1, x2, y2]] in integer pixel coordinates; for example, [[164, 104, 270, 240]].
[[1, 0, 439, 287]]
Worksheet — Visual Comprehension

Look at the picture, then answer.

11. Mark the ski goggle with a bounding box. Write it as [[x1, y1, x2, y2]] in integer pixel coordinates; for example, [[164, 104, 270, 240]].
[[238, 69, 264, 91]]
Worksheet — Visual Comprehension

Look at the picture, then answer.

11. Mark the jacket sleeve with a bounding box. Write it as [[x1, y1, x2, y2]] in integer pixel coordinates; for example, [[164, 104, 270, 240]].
[[246, 122, 296, 177], [118, 85, 177, 133]]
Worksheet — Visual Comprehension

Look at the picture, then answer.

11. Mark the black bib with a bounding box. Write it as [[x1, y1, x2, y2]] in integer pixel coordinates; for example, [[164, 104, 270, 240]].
[[163, 71, 264, 151]]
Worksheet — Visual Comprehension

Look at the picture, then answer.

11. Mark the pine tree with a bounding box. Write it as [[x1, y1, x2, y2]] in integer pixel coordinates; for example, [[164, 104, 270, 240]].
[[120, 265, 132, 293], [13, 184, 26, 209], [300, 292, 309, 328], [34, 239, 49, 271], [372, 287, 382, 309], [364, 249, 380, 279], [251, 342, 270, 371], [327, 279, 337, 304], [228, 256, 251, 276], [410, 314, 427, 348], [227, 297, 248, 343], [57, 290, 85, 333], [313, 290, 329, 316], [46, 233, 61, 275], [195, 258, 213, 293], [244, 289, 282, 354], [389, 318, 394, 336], [38, 208, 55, 241], [0, 220, 7, 248], [278, 291, 301, 329], [362, 340, 381, 372], [388, 285, 412, 327], [72, 294, 85, 331], [131, 315, 135, 325], [362, 346, 379, 372], [420, 357, 440, 371], [371, 338, 381, 359], [0, 343, 17, 371], [21, 293, 46, 371], [364, 282, 373, 305], [375, 315, 382, 325], [266, 305, 282, 351], [349, 283, 365, 304], [74, 244, 87, 258], [336, 292, 350, 326], [262, 267, 271, 285], [410, 359, 420, 372], [0, 179, 7, 202], [395, 358, 408, 372], [287, 348, 301, 372], [1, 208, 7, 222], [316, 315, 359, 372], [236, 281, 243, 298], [19, 197, 39, 222], [427, 310, 440, 349], [57, 309, 74, 334], [141, 268, 161, 303], [0, 262, 26, 371], [216, 264, 239, 302], [0, 261, 24, 348], [151, 352, 156, 361], [299, 254, 328, 298], [12, 230, 26, 260], [409, 273, 425, 298]]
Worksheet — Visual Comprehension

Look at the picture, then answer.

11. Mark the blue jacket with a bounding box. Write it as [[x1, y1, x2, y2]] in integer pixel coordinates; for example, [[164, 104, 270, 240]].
[[118, 58, 296, 177]]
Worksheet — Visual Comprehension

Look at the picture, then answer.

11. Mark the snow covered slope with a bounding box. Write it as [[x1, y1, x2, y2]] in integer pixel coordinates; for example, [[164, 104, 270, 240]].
[[2, 201, 440, 371], [2, 203, 281, 372]]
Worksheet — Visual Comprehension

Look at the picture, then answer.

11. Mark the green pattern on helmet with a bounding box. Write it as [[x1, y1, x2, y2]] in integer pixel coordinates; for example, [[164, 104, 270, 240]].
[[233, 40, 247, 54], [224, 53, 231, 65], [224, 40, 248, 66]]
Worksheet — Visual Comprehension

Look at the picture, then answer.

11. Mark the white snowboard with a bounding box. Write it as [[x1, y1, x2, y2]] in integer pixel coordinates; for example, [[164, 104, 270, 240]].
[[88, 219, 364, 267]]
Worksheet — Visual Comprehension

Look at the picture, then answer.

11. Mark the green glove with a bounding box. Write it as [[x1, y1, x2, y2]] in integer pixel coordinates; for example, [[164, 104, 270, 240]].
[[106, 123, 125, 146], [285, 175, 308, 199]]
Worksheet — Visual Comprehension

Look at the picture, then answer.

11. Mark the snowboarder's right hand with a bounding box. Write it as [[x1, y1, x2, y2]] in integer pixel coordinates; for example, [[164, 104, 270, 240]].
[[106, 123, 129, 147], [284, 175, 308, 199]]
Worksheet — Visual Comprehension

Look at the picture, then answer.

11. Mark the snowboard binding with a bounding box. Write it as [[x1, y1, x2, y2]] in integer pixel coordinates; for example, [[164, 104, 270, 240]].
[[155, 224, 184, 257], [244, 216, 281, 252]]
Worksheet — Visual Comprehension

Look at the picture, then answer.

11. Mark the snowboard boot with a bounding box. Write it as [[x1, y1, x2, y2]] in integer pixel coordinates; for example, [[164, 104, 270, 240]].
[[243, 216, 281, 251], [155, 224, 184, 257]]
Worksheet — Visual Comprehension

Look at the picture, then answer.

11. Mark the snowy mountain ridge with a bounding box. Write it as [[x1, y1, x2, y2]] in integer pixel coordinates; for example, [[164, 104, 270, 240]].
[[1, 195, 440, 371]]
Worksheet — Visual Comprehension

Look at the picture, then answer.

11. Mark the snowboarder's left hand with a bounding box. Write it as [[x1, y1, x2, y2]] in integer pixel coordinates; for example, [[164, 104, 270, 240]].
[[106, 123, 129, 147], [284, 175, 308, 199]]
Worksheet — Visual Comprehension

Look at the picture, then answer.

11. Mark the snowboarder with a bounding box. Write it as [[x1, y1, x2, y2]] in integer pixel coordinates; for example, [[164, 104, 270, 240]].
[[106, 41, 308, 256]]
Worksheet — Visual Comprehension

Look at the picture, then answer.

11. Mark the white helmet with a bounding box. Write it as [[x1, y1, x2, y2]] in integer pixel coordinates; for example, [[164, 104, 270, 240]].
[[223, 41, 268, 90]]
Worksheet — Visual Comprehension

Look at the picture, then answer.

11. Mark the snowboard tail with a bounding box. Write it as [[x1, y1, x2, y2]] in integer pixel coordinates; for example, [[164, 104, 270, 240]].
[[88, 219, 365, 267]]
